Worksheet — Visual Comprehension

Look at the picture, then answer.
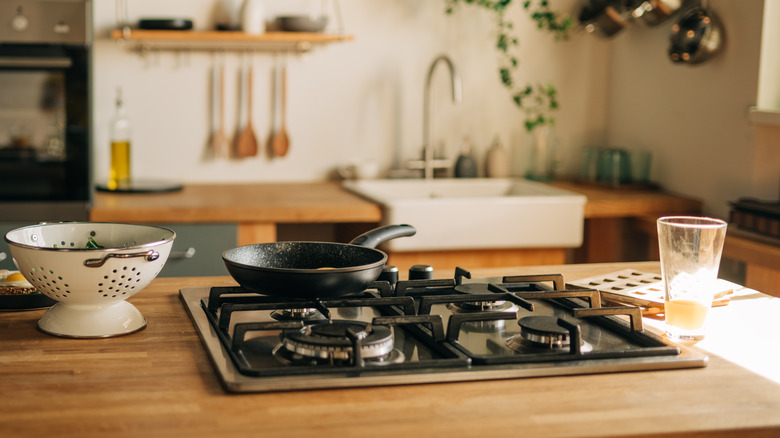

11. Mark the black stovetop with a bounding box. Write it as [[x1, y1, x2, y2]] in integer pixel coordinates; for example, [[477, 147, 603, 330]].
[[180, 268, 707, 393]]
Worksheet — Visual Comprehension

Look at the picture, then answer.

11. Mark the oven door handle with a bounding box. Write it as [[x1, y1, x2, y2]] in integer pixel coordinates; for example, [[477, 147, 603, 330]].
[[0, 57, 72, 68]]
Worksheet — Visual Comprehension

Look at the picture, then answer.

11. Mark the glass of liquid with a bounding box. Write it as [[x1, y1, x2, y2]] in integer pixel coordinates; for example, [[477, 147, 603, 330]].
[[657, 216, 727, 341]]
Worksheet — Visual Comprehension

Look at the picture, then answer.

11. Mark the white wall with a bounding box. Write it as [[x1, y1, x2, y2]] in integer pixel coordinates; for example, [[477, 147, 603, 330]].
[[605, 0, 774, 219], [91, 0, 609, 184], [92, 1, 777, 220]]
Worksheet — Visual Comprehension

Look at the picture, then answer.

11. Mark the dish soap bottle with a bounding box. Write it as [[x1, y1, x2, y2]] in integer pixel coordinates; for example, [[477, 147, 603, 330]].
[[485, 136, 509, 178], [454, 137, 478, 178], [108, 88, 131, 191]]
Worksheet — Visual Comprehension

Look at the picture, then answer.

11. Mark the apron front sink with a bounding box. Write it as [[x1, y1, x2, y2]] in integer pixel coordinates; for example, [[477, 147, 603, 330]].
[[343, 178, 586, 251]]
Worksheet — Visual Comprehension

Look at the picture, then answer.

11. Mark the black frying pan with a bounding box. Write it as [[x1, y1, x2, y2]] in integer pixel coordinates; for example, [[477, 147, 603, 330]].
[[222, 224, 416, 299]]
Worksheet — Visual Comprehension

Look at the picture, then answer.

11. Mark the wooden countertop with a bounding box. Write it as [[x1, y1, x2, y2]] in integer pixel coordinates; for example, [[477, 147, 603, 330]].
[[90, 182, 382, 224], [551, 181, 703, 218], [90, 181, 701, 224], [2, 262, 779, 438]]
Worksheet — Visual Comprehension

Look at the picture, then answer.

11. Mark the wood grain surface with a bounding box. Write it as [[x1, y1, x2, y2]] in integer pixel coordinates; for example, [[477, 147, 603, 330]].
[[91, 181, 701, 224], [110, 29, 354, 43], [1, 262, 779, 438], [550, 181, 703, 219], [90, 182, 382, 224]]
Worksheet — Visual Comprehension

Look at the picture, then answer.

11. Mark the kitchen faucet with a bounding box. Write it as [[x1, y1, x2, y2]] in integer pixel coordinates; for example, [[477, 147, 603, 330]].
[[408, 54, 462, 179]]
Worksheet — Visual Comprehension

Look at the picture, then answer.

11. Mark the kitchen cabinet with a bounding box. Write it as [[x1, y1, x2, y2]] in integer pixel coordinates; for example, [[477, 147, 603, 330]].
[[0, 223, 26, 270], [154, 223, 237, 277], [719, 228, 780, 296], [385, 247, 567, 274], [550, 181, 704, 263]]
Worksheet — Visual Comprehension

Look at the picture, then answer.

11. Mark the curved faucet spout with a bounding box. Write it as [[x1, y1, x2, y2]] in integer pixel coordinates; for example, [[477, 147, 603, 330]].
[[426, 55, 463, 103], [423, 54, 462, 179]]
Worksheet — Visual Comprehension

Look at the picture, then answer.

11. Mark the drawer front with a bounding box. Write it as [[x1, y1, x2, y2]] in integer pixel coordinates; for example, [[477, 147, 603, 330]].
[[155, 223, 237, 277], [0, 223, 27, 270]]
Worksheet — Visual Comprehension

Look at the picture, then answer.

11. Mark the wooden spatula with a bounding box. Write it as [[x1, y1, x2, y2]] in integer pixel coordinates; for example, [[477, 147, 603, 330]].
[[236, 62, 258, 158]]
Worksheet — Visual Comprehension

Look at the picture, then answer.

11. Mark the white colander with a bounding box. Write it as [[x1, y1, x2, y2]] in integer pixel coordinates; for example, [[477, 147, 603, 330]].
[[4, 222, 175, 338]]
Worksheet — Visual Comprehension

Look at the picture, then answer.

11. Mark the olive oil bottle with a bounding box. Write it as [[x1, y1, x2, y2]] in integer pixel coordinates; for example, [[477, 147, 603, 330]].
[[108, 88, 131, 190]]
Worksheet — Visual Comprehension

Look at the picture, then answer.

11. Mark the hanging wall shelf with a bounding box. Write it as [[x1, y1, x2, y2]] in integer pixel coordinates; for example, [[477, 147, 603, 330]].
[[110, 29, 354, 54]]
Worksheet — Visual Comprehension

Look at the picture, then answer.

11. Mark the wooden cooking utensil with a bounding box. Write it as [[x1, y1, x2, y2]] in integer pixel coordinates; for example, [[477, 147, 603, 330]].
[[210, 59, 230, 159], [270, 57, 290, 157], [236, 61, 258, 158]]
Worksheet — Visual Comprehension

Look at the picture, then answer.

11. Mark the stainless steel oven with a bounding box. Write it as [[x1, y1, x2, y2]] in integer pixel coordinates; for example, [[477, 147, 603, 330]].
[[0, 0, 91, 222]]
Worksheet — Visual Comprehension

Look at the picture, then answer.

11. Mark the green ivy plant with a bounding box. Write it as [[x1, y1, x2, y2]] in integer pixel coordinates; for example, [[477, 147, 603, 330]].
[[444, 0, 572, 131]]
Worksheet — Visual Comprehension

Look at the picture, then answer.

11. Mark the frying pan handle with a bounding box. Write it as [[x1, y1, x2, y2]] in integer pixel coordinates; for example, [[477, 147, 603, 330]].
[[349, 224, 416, 248]]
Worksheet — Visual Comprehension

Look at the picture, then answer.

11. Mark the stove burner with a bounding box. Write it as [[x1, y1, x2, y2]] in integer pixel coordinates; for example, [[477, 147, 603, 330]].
[[518, 316, 570, 347], [505, 316, 593, 353], [454, 283, 491, 294], [453, 283, 508, 311], [280, 320, 395, 362], [273, 344, 405, 366], [271, 308, 326, 321], [448, 301, 513, 312]]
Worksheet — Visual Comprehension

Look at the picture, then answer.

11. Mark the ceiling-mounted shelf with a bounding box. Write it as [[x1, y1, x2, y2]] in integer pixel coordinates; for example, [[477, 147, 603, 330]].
[[110, 29, 354, 54]]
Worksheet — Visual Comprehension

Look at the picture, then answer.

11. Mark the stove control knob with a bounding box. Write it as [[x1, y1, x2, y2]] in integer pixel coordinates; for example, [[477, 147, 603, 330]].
[[378, 265, 399, 286], [409, 264, 434, 280], [11, 14, 29, 32], [53, 22, 71, 34]]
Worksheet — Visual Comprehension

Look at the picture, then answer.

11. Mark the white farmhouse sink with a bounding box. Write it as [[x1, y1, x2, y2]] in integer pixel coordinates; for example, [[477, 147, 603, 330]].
[[343, 178, 586, 251]]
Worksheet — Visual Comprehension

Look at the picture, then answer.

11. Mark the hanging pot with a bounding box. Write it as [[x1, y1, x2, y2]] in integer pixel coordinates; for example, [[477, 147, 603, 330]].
[[630, 0, 682, 26], [668, 1, 724, 65], [578, 0, 633, 38]]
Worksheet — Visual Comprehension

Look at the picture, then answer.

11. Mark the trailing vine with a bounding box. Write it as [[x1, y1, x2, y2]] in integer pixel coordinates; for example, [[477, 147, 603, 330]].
[[444, 0, 572, 131]]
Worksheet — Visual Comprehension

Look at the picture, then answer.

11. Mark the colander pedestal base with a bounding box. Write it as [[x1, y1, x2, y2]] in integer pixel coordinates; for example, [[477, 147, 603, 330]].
[[37, 301, 147, 338]]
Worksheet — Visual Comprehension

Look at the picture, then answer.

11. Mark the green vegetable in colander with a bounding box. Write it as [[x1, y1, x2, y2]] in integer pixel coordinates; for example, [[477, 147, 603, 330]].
[[85, 236, 104, 249]]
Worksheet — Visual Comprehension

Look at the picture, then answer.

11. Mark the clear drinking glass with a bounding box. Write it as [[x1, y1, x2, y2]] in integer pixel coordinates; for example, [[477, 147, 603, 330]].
[[657, 216, 727, 341]]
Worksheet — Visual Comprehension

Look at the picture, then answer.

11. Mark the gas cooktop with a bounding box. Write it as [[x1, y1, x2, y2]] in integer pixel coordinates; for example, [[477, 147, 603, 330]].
[[180, 267, 707, 393]]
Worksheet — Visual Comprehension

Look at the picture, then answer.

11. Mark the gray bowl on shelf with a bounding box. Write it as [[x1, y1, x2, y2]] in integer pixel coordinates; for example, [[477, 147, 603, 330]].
[[276, 15, 328, 32]]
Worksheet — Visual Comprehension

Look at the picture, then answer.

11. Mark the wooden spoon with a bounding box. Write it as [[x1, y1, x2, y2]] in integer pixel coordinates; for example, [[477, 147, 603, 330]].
[[235, 62, 258, 158], [270, 60, 290, 157], [210, 59, 230, 159]]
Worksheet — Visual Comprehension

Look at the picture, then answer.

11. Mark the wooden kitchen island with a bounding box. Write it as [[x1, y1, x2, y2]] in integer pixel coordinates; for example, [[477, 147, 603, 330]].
[[1, 262, 779, 438]]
